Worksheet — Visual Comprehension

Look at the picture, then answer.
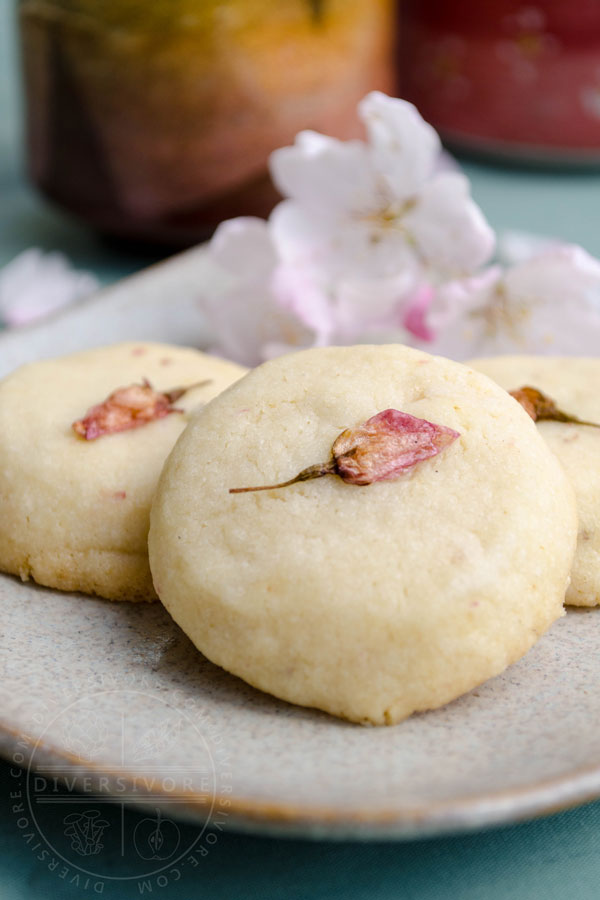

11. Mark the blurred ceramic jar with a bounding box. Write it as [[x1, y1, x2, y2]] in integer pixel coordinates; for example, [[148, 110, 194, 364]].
[[400, 0, 600, 165], [20, 0, 394, 245]]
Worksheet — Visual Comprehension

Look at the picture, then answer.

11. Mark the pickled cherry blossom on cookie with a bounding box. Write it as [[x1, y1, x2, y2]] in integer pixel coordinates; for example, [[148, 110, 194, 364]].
[[510, 386, 600, 428], [72, 379, 208, 440], [229, 409, 460, 494], [331, 409, 460, 485]]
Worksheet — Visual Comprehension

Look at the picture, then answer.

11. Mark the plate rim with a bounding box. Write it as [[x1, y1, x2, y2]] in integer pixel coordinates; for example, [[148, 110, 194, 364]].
[[2, 715, 600, 840]]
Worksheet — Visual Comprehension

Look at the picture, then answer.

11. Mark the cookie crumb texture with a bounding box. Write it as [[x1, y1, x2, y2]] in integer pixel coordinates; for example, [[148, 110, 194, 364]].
[[471, 355, 600, 608], [149, 345, 577, 725], [0, 342, 246, 602]]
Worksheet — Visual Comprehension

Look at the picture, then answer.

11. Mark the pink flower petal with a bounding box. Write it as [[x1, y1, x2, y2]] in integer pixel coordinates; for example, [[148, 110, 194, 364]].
[[72, 381, 185, 440], [332, 408, 460, 485], [209, 218, 278, 279], [269, 132, 378, 216], [359, 92, 441, 198], [403, 173, 495, 275], [402, 285, 436, 342], [270, 264, 333, 345]]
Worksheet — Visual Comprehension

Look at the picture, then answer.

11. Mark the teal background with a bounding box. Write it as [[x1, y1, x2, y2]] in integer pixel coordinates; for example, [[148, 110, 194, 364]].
[[3, 757, 600, 900], [3, 1, 600, 897]]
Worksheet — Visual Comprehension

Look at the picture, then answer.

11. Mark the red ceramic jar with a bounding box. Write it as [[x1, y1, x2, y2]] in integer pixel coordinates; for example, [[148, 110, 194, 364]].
[[400, 0, 600, 164]]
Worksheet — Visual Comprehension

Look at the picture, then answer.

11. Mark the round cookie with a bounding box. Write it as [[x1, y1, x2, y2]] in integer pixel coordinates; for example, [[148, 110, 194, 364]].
[[0, 342, 246, 601], [470, 355, 600, 607], [149, 345, 577, 726]]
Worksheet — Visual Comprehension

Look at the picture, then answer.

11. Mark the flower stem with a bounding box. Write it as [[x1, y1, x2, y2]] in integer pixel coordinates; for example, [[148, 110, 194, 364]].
[[543, 411, 600, 428], [229, 461, 336, 494], [165, 379, 212, 404], [510, 386, 600, 428]]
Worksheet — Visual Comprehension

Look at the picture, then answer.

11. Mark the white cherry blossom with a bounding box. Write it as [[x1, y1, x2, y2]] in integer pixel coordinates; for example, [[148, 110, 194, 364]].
[[203, 93, 495, 365], [409, 246, 600, 359], [269, 91, 494, 286], [0, 249, 98, 327], [201, 91, 599, 367], [204, 218, 332, 366], [204, 217, 424, 364]]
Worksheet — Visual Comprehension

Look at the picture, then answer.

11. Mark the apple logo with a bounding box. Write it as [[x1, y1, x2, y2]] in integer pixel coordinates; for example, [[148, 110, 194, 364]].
[[133, 808, 180, 860]]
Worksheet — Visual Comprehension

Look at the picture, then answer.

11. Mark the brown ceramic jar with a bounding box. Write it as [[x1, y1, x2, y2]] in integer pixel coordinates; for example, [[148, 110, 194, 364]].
[[20, 0, 395, 245]]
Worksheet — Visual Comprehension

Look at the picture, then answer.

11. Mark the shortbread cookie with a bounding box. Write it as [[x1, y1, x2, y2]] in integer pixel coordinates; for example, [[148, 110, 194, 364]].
[[470, 355, 600, 607], [0, 342, 246, 601], [149, 345, 576, 725]]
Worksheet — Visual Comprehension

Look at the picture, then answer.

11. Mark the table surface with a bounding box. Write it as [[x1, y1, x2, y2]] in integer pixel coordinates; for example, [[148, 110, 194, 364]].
[[3, 3, 600, 898]]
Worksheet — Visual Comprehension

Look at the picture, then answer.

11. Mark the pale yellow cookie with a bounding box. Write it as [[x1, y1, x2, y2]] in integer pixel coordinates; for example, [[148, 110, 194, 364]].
[[470, 355, 600, 607], [149, 345, 577, 725], [0, 342, 246, 601]]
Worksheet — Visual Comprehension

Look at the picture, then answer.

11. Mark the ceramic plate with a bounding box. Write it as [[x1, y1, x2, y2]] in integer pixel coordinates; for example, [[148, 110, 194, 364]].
[[1, 249, 600, 841]]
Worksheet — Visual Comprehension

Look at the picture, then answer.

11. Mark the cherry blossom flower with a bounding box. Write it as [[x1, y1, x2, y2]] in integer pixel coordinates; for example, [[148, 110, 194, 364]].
[[203, 217, 333, 366], [202, 91, 600, 367], [204, 216, 426, 364], [0, 249, 98, 327], [410, 245, 600, 358], [269, 92, 494, 285], [201, 92, 495, 365]]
